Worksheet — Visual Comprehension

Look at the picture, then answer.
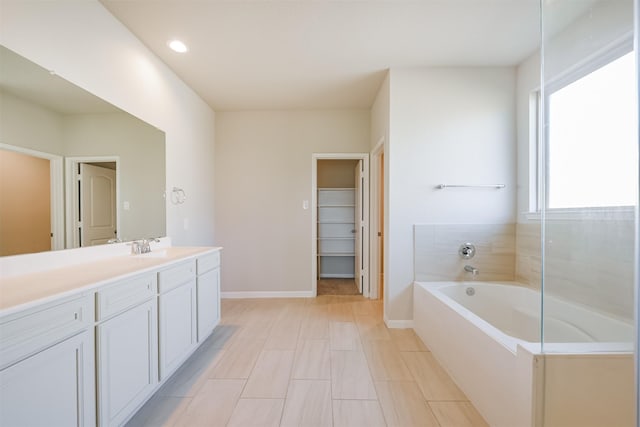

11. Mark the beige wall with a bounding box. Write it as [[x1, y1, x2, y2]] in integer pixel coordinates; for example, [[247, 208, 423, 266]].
[[370, 72, 390, 150], [0, 90, 64, 155], [215, 110, 369, 294], [0, 149, 51, 255], [385, 67, 517, 322]]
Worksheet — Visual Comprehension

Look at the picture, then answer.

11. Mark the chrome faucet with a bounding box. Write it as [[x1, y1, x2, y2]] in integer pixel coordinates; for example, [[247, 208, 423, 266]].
[[464, 265, 479, 276], [130, 238, 160, 254], [130, 240, 143, 255], [141, 238, 160, 254]]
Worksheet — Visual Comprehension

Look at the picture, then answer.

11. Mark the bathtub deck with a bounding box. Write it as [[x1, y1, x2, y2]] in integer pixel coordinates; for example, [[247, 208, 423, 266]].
[[126, 296, 488, 427]]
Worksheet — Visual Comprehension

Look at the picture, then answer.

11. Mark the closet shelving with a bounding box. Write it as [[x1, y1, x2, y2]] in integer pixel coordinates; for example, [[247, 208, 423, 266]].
[[317, 188, 355, 278]]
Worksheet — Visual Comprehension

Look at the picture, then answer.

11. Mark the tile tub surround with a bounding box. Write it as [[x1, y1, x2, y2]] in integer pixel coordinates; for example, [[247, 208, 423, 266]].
[[414, 223, 516, 282], [414, 220, 635, 322], [126, 296, 489, 427], [516, 219, 635, 322]]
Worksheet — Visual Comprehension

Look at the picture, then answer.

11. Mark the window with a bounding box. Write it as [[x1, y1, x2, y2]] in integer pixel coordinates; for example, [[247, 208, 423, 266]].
[[537, 49, 637, 210]]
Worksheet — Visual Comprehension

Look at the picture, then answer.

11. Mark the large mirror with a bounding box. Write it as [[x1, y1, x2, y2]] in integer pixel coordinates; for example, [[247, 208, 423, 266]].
[[0, 45, 166, 256]]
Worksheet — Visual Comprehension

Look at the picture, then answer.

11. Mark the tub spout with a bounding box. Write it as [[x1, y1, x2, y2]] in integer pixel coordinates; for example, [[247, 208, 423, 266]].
[[464, 265, 479, 276]]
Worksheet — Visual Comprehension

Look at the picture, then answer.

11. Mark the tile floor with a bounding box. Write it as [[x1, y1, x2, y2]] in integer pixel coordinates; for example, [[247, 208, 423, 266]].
[[126, 296, 488, 427]]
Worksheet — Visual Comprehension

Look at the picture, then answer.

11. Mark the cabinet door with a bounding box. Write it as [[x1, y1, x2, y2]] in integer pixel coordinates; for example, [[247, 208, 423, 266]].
[[0, 331, 94, 427], [97, 299, 157, 427], [197, 268, 220, 342], [159, 279, 197, 380]]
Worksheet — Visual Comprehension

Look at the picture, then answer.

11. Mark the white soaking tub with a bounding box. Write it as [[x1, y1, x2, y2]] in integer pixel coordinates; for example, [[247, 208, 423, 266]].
[[413, 281, 635, 427]]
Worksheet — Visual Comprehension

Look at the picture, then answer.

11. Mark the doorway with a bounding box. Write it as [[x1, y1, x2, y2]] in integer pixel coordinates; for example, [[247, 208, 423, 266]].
[[0, 143, 63, 255], [312, 153, 369, 297], [65, 156, 119, 248]]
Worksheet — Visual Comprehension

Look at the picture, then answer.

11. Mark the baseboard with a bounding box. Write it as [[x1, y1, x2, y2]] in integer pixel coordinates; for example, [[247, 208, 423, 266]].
[[383, 315, 414, 329], [221, 291, 315, 299]]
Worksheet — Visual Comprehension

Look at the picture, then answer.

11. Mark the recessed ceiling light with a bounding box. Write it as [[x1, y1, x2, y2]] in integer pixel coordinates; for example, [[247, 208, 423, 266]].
[[168, 39, 188, 53]]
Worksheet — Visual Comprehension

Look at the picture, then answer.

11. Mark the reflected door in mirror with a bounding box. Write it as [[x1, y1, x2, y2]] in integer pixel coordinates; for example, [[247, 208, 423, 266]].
[[80, 163, 116, 246]]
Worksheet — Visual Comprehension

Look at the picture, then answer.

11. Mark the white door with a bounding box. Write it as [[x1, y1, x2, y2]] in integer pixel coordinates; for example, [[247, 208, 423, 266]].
[[80, 164, 116, 246], [354, 160, 363, 293]]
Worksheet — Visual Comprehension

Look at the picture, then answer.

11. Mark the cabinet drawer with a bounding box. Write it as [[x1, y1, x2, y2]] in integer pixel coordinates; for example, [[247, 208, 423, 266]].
[[158, 260, 196, 294], [197, 251, 220, 275], [96, 273, 157, 321], [0, 295, 92, 369]]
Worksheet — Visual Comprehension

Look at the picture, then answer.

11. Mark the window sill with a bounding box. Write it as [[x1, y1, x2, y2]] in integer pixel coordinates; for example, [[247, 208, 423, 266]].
[[524, 206, 636, 221]]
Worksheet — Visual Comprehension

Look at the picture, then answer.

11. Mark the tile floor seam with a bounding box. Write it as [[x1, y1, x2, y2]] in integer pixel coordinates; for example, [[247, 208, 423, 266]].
[[327, 320, 336, 427], [125, 297, 488, 427], [222, 382, 245, 427]]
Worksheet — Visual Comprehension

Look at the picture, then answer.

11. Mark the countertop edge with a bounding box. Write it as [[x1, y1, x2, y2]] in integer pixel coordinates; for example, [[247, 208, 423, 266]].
[[0, 246, 222, 318]]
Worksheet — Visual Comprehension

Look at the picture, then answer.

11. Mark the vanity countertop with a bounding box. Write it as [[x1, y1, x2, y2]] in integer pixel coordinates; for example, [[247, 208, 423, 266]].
[[0, 246, 221, 316]]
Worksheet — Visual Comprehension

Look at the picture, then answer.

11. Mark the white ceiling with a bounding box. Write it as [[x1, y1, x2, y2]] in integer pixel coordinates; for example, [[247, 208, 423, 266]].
[[100, 0, 542, 111]]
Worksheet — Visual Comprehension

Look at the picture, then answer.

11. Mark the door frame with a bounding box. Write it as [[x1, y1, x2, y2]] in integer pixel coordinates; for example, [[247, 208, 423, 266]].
[[311, 153, 370, 297], [0, 143, 64, 251], [65, 156, 120, 248], [369, 138, 385, 300]]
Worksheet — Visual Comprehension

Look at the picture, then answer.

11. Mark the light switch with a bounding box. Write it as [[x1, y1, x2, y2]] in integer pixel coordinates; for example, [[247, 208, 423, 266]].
[[183, 218, 189, 230], [302, 200, 309, 210], [123, 201, 130, 210]]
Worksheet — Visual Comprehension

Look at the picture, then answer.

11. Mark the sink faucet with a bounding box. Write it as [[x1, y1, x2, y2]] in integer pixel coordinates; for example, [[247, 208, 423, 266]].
[[130, 238, 160, 254], [130, 240, 143, 255], [141, 238, 160, 254], [464, 265, 479, 276]]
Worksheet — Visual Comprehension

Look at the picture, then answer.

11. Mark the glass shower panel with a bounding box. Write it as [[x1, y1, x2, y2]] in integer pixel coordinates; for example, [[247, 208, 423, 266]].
[[540, 0, 638, 425]]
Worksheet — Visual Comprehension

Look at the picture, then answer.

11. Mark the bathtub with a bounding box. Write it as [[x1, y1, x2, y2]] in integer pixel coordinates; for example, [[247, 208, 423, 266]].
[[413, 281, 635, 427]]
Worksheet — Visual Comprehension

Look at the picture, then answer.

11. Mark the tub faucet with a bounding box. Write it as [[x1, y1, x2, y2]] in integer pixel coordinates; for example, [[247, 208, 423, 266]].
[[464, 265, 479, 276]]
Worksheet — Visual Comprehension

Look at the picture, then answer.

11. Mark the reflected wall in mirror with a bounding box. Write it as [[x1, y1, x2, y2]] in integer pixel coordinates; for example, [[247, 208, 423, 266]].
[[0, 45, 166, 256]]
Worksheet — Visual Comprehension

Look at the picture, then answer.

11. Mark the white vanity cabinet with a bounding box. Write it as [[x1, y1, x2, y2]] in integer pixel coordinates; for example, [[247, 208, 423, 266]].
[[158, 260, 198, 380], [95, 273, 158, 427], [0, 245, 223, 427], [0, 295, 95, 427], [196, 251, 221, 341]]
